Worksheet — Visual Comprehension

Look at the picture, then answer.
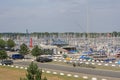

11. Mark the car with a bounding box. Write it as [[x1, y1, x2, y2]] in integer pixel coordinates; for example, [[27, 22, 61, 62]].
[[79, 55, 93, 60], [36, 56, 53, 63], [1, 60, 13, 65], [12, 54, 24, 59], [93, 53, 107, 58], [115, 53, 120, 58], [104, 58, 116, 62]]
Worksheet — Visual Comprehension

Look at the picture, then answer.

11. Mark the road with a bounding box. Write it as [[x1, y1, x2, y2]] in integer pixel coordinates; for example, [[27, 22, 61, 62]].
[[14, 61, 120, 78]]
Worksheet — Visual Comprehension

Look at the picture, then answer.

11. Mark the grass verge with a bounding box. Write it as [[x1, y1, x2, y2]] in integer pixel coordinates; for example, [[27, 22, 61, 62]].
[[0, 65, 84, 80]]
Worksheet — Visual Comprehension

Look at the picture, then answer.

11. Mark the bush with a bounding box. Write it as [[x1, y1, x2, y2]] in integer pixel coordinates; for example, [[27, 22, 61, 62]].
[[20, 62, 47, 80]]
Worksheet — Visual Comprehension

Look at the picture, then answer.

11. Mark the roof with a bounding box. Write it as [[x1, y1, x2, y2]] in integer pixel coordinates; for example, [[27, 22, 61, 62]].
[[51, 39, 68, 46]]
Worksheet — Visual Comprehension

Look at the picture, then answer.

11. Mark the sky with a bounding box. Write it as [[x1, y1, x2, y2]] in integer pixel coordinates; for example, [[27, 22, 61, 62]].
[[0, 0, 120, 33]]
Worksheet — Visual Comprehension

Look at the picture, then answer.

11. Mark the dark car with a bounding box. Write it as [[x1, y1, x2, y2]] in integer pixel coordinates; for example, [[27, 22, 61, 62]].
[[93, 53, 107, 58], [12, 54, 24, 59], [115, 53, 120, 58], [36, 57, 53, 63], [104, 58, 116, 62], [1, 60, 13, 65]]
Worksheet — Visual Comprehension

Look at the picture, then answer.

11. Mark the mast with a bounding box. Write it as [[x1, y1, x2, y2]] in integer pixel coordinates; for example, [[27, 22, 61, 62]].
[[86, 0, 89, 39], [26, 29, 30, 47]]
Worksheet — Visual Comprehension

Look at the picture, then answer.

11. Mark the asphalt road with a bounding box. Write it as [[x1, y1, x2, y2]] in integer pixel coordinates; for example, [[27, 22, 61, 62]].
[[14, 61, 120, 78]]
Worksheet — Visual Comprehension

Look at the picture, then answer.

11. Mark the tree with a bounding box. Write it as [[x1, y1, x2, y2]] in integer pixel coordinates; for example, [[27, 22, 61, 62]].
[[0, 33, 2, 38], [20, 62, 47, 80], [44, 49, 53, 55], [7, 39, 15, 49], [0, 50, 8, 60], [118, 32, 120, 37], [112, 31, 118, 37], [31, 45, 42, 57], [0, 39, 6, 49], [19, 43, 29, 56]]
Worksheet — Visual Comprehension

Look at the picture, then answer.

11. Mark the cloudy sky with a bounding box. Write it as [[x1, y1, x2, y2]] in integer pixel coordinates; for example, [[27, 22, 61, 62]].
[[0, 0, 120, 33]]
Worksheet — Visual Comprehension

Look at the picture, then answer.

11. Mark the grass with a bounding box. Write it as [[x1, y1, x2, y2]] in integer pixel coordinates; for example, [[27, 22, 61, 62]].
[[0, 66, 84, 80], [0, 66, 26, 80]]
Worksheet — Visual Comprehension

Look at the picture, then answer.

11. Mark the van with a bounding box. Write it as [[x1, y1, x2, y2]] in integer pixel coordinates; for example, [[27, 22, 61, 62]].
[[12, 54, 24, 59]]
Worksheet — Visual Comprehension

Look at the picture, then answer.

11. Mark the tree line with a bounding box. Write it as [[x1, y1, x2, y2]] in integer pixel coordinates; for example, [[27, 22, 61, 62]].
[[0, 31, 120, 39], [0, 38, 53, 60], [0, 39, 15, 50]]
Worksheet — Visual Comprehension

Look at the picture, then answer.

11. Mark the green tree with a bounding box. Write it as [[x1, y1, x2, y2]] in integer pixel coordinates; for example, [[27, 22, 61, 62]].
[[19, 43, 29, 56], [0, 33, 2, 38], [0, 39, 6, 49], [7, 39, 15, 49], [112, 31, 118, 37], [0, 50, 8, 60], [31, 45, 42, 57], [44, 49, 53, 55], [118, 32, 120, 37], [20, 62, 47, 80]]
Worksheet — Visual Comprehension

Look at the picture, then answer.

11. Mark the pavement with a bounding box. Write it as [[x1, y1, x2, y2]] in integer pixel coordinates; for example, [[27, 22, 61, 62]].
[[14, 60, 120, 80]]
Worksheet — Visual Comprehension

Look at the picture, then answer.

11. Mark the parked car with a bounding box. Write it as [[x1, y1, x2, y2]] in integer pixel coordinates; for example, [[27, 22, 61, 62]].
[[115, 53, 120, 58], [93, 53, 107, 58], [36, 56, 53, 63], [104, 58, 116, 62], [79, 55, 93, 60], [11, 54, 24, 59], [1, 60, 13, 65]]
